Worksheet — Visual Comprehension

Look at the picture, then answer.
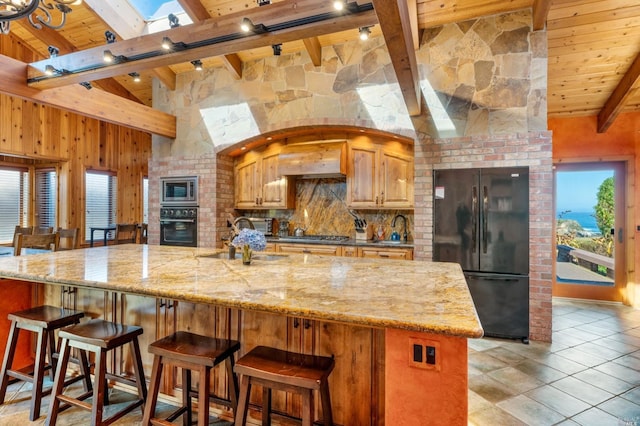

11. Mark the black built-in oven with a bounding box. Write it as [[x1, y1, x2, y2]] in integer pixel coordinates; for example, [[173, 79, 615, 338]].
[[160, 207, 197, 247]]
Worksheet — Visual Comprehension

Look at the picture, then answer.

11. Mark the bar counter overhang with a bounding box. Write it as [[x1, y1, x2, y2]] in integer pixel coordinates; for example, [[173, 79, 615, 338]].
[[0, 245, 483, 424]]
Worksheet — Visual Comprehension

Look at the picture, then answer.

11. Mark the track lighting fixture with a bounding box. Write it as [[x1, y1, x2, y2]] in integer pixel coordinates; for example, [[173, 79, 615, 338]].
[[105, 30, 116, 44], [102, 49, 114, 63], [359, 26, 371, 41], [191, 60, 203, 71], [79, 81, 92, 90], [161, 36, 173, 50], [240, 17, 267, 34], [44, 65, 57, 76], [257, 0, 271, 5], [128, 72, 141, 82], [168, 13, 180, 28], [333, 1, 345, 11], [102, 49, 126, 64], [272, 44, 282, 56], [47, 45, 59, 57]]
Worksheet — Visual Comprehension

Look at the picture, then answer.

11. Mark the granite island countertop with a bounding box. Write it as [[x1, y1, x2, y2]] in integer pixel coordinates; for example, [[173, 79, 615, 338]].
[[0, 245, 482, 338]]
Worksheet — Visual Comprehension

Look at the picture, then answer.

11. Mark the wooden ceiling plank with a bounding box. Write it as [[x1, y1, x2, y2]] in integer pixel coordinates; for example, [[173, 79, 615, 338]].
[[532, 0, 553, 31], [371, 0, 421, 115], [597, 50, 640, 132], [27, 1, 378, 89], [303, 37, 322, 67], [0, 55, 176, 138]]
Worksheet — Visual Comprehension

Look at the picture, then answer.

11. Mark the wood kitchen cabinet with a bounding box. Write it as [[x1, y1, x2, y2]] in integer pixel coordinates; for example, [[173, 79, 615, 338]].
[[347, 141, 414, 209], [359, 246, 414, 260], [235, 145, 294, 209], [276, 243, 342, 256]]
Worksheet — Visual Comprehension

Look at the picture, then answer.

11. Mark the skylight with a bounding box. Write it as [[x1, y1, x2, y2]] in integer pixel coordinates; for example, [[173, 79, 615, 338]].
[[128, 0, 185, 22]]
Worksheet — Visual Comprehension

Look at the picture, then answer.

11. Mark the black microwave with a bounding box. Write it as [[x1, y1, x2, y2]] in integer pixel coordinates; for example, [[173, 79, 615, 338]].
[[161, 176, 198, 205]]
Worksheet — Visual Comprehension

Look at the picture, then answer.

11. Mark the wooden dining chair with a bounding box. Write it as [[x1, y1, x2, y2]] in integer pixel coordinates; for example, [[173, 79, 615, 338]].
[[12, 226, 33, 247], [13, 233, 59, 256], [115, 224, 139, 245], [33, 226, 54, 235], [56, 228, 79, 250]]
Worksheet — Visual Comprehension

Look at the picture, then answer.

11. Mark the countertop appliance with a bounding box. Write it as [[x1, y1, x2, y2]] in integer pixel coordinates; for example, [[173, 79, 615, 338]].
[[433, 167, 529, 343], [246, 218, 278, 236], [160, 207, 197, 247], [160, 176, 198, 206]]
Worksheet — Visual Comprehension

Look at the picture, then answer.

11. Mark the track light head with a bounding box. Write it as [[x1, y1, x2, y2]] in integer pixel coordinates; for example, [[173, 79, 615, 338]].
[[128, 72, 141, 82], [79, 81, 92, 90], [272, 44, 282, 56], [240, 17, 253, 32], [47, 45, 59, 58], [333, 1, 345, 11], [105, 30, 116, 44], [359, 26, 371, 41], [103, 49, 114, 63], [191, 60, 203, 71], [44, 65, 56, 76], [168, 13, 180, 28], [161, 36, 173, 50]]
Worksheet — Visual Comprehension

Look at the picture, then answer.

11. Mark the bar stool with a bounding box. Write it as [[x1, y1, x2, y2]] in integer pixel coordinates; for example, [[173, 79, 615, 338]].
[[0, 305, 89, 421], [46, 319, 147, 426], [142, 331, 241, 426], [234, 346, 335, 426]]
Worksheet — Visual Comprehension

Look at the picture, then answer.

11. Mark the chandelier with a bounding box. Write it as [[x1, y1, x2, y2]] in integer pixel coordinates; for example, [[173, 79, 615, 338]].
[[0, 0, 80, 35]]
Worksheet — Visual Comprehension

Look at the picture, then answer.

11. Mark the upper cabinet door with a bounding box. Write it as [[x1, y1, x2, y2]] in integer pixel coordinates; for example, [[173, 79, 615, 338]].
[[234, 145, 294, 210], [235, 156, 261, 209], [347, 142, 414, 209], [347, 144, 379, 208], [380, 149, 414, 209]]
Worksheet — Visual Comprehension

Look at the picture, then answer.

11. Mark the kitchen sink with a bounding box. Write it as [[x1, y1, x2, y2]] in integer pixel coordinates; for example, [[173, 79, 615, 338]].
[[372, 240, 403, 245], [199, 252, 288, 261]]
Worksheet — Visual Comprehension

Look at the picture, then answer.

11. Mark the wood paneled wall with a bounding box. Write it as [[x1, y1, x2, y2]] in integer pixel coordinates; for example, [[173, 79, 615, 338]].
[[1, 34, 151, 243]]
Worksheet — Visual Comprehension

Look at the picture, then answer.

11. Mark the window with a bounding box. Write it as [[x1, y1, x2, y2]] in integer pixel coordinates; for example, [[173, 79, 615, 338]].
[[0, 167, 30, 244], [142, 176, 149, 224], [85, 171, 117, 241], [35, 168, 57, 229]]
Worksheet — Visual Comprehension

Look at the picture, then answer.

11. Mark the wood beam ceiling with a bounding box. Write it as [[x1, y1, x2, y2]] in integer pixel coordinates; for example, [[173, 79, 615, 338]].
[[532, 0, 552, 31], [597, 50, 640, 133], [371, 0, 421, 116], [15, 21, 142, 104], [83, 0, 177, 90], [177, 0, 243, 78], [27, 0, 378, 90], [0, 55, 176, 138]]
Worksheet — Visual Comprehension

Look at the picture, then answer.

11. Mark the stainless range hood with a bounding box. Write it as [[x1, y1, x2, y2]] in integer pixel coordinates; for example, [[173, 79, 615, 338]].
[[278, 141, 347, 178]]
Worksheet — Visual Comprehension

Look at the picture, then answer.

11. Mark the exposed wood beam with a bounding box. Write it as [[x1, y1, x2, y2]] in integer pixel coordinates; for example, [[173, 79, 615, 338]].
[[0, 55, 176, 138], [28, 1, 377, 89], [83, 0, 177, 90], [303, 37, 322, 67], [407, 0, 419, 50], [177, 0, 243, 79], [597, 50, 640, 133], [370, 0, 421, 116], [15, 21, 143, 104], [532, 0, 552, 31]]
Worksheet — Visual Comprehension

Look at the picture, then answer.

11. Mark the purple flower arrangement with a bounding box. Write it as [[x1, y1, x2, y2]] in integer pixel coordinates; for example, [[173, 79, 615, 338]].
[[232, 229, 267, 252]]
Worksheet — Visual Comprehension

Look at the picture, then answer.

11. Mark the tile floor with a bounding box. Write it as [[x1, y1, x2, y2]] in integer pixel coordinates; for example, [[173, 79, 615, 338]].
[[0, 298, 638, 425], [469, 298, 640, 426]]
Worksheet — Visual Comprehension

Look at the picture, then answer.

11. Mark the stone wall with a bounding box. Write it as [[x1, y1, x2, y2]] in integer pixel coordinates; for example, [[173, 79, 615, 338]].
[[151, 9, 553, 341]]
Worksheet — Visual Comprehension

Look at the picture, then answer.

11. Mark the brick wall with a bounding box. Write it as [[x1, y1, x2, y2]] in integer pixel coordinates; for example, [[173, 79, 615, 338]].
[[148, 153, 234, 248], [414, 131, 553, 342]]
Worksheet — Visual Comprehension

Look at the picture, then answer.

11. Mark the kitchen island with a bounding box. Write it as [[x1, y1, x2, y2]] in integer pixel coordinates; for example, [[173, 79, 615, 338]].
[[0, 245, 482, 425]]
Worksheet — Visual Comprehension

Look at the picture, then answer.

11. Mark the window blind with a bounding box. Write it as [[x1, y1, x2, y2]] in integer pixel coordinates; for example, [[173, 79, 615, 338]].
[[85, 171, 117, 241], [35, 168, 57, 229], [0, 168, 30, 244]]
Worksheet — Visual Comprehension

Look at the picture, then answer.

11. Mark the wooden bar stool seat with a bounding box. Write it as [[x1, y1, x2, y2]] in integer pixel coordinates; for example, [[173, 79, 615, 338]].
[[142, 331, 241, 426], [234, 346, 335, 426], [0, 305, 89, 421], [46, 319, 147, 426]]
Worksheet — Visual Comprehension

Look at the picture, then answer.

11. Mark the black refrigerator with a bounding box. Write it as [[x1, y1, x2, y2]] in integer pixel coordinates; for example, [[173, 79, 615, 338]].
[[433, 167, 530, 343]]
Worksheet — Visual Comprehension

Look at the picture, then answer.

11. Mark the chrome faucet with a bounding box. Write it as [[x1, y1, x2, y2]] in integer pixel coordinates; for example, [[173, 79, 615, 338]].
[[228, 216, 255, 241], [391, 214, 408, 242]]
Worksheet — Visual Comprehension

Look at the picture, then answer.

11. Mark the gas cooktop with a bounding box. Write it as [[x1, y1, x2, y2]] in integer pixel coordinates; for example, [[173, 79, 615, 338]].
[[277, 235, 350, 242]]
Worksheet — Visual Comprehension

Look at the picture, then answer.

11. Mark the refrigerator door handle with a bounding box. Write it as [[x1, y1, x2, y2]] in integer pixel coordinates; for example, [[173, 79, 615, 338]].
[[472, 186, 478, 253], [483, 186, 488, 253]]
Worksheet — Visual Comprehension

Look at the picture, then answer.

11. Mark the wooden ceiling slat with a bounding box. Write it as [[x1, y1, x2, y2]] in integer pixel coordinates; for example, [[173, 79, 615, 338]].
[[547, 4, 640, 31], [416, 0, 530, 28]]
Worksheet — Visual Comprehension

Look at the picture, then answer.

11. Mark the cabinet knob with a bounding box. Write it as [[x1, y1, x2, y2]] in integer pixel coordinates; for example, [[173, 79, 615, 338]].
[[380, 192, 384, 205], [293, 318, 300, 328], [304, 319, 311, 329]]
